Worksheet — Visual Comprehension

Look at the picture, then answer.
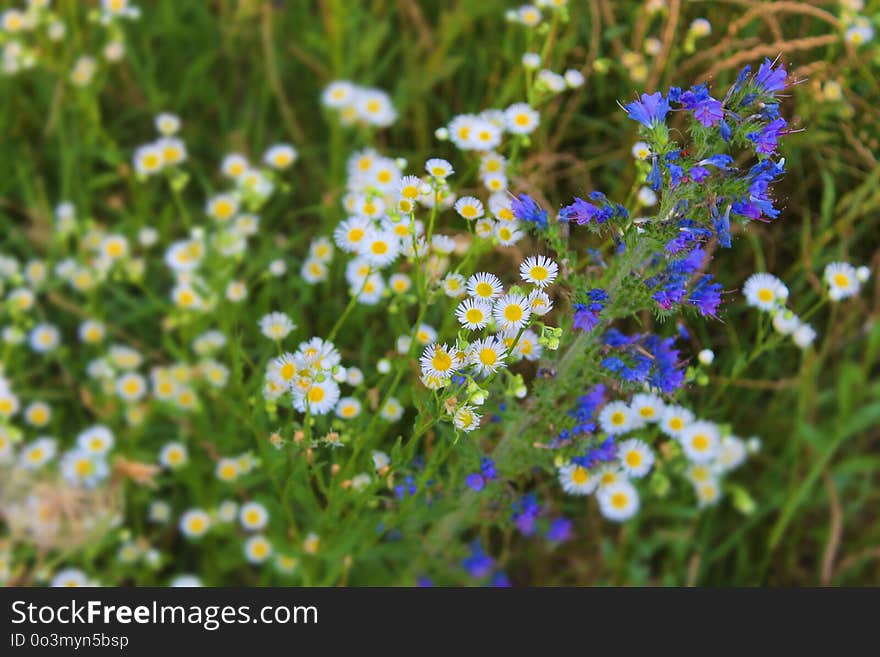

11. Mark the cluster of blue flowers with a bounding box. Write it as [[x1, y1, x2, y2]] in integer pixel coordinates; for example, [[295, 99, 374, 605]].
[[465, 457, 498, 492], [573, 288, 609, 332], [510, 494, 573, 543], [601, 329, 684, 393], [559, 191, 628, 227]]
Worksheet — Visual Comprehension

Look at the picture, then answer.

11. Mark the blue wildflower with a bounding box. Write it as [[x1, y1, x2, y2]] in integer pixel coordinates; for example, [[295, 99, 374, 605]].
[[748, 117, 787, 155], [624, 91, 670, 127], [462, 541, 494, 579], [546, 518, 573, 542], [511, 494, 541, 536], [754, 57, 787, 95], [511, 193, 548, 229], [680, 83, 724, 127]]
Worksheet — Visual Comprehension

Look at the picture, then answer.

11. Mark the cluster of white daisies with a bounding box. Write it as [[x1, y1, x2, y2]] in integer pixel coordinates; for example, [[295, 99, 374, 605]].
[[2, 0, 137, 81], [743, 262, 869, 349], [143, 115, 298, 311], [557, 394, 753, 521], [321, 80, 397, 128], [1, 413, 115, 490]]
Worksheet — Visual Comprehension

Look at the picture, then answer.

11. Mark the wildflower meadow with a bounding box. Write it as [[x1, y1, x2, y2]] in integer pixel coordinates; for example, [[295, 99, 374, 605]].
[[1, 0, 879, 588]]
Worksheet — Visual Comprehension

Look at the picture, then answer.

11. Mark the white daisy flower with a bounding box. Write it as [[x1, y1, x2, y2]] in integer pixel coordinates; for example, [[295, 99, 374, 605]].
[[494, 220, 524, 245], [380, 397, 404, 422], [116, 372, 147, 402], [442, 273, 466, 298], [322, 80, 356, 108], [468, 337, 507, 376], [239, 501, 269, 531], [20, 437, 57, 470], [24, 401, 51, 427], [680, 421, 721, 463], [504, 102, 540, 134], [467, 272, 503, 300], [824, 262, 860, 301], [77, 425, 114, 455], [133, 144, 163, 176], [29, 324, 60, 353], [420, 343, 459, 378], [519, 255, 558, 288], [598, 401, 635, 435], [51, 568, 90, 588], [334, 216, 371, 253], [159, 442, 188, 469], [157, 137, 187, 166], [205, 193, 239, 222], [455, 298, 493, 330], [629, 393, 665, 425], [335, 397, 362, 420], [389, 273, 412, 295], [659, 405, 694, 438], [453, 405, 481, 432], [259, 312, 296, 340], [792, 323, 817, 349], [358, 230, 400, 268], [598, 481, 640, 522], [155, 112, 181, 136], [221, 153, 249, 179], [632, 141, 651, 160], [743, 272, 788, 311], [714, 435, 747, 473], [558, 462, 598, 495], [263, 143, 298, 170], [493, 293, 531, 331], [526, 289, 553, 316], [617, 439, 654, 478], [179, 509, 211, 539], [425, 158, 454, 179], [244, 535, 273, 564], [292, 379, 340, 415], [454, 196, 484, 220]]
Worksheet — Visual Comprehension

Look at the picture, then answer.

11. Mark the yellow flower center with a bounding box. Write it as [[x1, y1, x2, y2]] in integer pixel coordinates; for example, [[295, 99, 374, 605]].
[[307, 386, 326, 403], [504, 305, 523, 322], [571, 466, 588, 485], [479, 348, 497, 365], [757, 288, 774, 303], [639, 407, 655, 418], [465, 308, 483, 324], [611, 492, 628, 509], [611, 411, 626, 426], [475, 282, 494, 297], [833, 273, 849, 288], [669, 417, 684, 431], [692, 434, 709, 451], [625, 451, 642, 467], [432, 350, 452, 372], [529, 266, 548, 281]]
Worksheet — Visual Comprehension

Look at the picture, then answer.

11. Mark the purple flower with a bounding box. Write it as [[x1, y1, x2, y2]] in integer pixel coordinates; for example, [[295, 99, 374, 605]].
[[624, 91, 670, 127], [511, 494, 541, 537], [755, 57, 787, 94], [687, 275, 723, 317], [748, 117, 787, 155], [511, 193, 548, 229], [680, 84, 724, 127], [462, 541, 494, 579], [546, 518, 573, 542], [465, 473, 485, 492]]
